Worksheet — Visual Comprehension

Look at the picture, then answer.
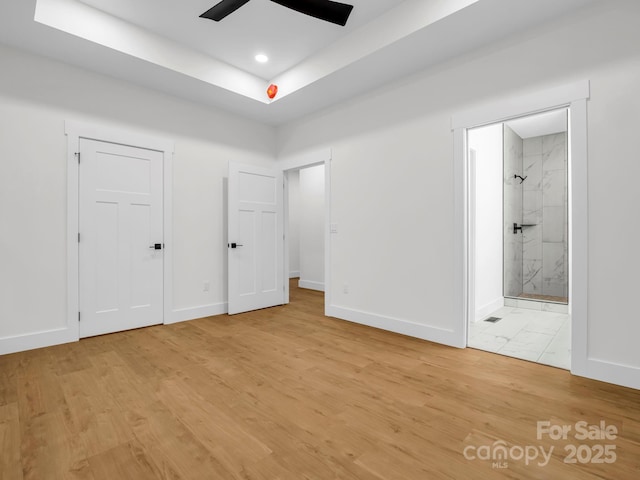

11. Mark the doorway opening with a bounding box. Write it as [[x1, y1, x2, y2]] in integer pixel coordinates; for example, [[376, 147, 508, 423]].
[[285, 164, 326, 306], [467, 108, 571, 370], [226, 153, 330, 316]]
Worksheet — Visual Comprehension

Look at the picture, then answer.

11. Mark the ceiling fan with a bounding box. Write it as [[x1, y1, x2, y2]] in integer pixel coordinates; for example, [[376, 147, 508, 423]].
[[200, 0, 355, 27]]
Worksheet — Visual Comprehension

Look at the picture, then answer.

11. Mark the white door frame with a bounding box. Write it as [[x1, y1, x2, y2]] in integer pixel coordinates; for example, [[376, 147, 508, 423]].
[[452, 80, 590, 376], [279, 148, 332, 313], [66, 121, 174, 340]]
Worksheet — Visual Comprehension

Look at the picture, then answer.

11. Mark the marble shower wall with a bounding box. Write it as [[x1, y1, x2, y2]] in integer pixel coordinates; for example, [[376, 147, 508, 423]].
[[521, 133, 568, 298], [503, 127, 568, 300], [503, 125, 523, 297]]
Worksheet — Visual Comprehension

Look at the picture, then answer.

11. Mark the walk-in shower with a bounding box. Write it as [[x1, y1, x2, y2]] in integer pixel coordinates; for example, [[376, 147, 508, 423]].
[[503, 109, 569, 304]]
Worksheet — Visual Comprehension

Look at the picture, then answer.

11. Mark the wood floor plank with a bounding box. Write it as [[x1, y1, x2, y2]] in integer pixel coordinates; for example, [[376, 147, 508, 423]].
[[58, 367, 135, 459], [20, 411, 92, 480], [154, 376, 273, 467], [86, 441, 164, 480], [0, 370, 18, 407], [1, 280, 639, 479], [0, 403, 23, 480], [126, 401, 241, 480]]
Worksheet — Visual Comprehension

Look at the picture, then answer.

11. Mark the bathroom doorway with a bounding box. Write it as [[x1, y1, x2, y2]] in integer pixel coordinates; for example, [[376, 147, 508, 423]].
[[467, 108, 571, 370]]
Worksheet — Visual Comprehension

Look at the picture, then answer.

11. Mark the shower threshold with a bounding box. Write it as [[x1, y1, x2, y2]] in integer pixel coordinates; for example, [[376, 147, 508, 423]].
[[514, 293, 568, 304]]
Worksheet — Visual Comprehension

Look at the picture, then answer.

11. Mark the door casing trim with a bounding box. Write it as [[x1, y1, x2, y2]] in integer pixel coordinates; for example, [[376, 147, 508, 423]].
[[452, 80, 593, 378], [66, 121, 175, 341], [278, 148, 332, 313]]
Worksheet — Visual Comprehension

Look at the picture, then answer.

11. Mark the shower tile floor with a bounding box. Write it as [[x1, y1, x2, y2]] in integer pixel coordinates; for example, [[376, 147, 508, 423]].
[[468, 306, 570, 370]]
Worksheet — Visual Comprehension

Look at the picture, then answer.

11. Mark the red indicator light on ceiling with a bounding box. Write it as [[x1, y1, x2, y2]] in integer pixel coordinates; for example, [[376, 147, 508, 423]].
[[267, 84, 278, 100]]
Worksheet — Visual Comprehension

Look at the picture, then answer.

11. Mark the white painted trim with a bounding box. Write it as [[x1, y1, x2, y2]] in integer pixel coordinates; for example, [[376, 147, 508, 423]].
[[169, 303, 228, 324], [451, 81, 638, 387], [475, 298, 504, 323], [66, 125, 81, 345], [277, 147, 331, 171], [452, 127, 468, 348], [324, 155, 332, 315], [468, 149, 477, 325], [298, 280, 325, 292], [65, 120, 174, 344], [580, 358, 640, 391], [66, 121, 175, 154], [0, 328, 77, 356], [283, 171, 291, 304], [162, 141, 174, 328], [451, 80, 590, 130], [326, 305, 460, 347], [289, 271, 300, 279], [567, 99, 588, 378]]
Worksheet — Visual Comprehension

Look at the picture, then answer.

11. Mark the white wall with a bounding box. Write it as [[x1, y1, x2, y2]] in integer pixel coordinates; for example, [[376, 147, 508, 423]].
[[468, 124, 503, 321], [287, 169, 301, 277], [276, 0, 640, 384], [0, 44, 276, 351], [298, 165, 325, 291], [3, 0, 640, 389]]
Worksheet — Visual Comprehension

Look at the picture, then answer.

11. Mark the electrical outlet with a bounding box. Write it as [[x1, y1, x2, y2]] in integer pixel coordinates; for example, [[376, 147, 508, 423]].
[[203, 281, 210, 292]]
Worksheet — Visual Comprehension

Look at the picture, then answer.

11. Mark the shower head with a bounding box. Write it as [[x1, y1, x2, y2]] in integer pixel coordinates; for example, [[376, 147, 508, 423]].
[[514, 174, 527, 184]]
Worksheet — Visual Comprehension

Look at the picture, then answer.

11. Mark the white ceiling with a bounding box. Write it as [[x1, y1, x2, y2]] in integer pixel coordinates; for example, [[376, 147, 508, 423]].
[[0, 0, 600, 125], [77, 0, 406, 80], [506, 109, 568, 139]]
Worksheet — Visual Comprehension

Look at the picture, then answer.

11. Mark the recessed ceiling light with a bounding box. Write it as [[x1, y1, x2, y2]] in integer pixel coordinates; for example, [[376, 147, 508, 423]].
[[255, 54, 269, 64]]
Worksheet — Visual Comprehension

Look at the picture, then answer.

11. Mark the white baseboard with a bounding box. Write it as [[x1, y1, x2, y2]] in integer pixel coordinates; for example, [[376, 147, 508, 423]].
[[0, 302, 229, 355], [169, 302, 228, 324], [573, 358, 640, 391], [475, 297, 504, 322], [0, 327, 77, 355], [298, 280, 325, 292], [289, 271, 300, 279], [326, 305, 460, 347]]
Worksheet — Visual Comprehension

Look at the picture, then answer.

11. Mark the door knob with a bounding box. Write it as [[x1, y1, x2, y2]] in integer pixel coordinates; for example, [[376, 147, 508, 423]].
[[229, 243, 244, 249], [149, 243, 163, 250]]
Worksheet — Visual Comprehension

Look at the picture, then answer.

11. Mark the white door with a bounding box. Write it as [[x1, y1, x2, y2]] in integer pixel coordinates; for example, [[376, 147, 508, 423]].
[[79, 138, 164, 338], [228, 162, 284, 315]]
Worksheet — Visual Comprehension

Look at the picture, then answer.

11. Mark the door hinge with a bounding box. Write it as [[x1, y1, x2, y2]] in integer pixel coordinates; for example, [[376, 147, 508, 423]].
[[78, 233, 81, 243], [75, 152, 80, 164], [78, 312, 81, 322]]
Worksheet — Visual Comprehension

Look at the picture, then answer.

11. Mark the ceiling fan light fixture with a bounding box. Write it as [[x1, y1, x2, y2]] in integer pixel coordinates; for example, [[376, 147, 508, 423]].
[[200, 0, 354, 26], [255, 54, 269, 63]]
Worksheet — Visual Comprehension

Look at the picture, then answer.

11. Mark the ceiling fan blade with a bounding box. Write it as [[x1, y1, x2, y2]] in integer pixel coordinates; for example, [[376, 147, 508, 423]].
[[270, 0, 354, 26], [200, 0, 251, 22]]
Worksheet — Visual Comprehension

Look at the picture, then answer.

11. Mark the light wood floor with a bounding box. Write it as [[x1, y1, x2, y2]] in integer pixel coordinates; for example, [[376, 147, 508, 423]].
[[1, 281, 639, 479]]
